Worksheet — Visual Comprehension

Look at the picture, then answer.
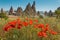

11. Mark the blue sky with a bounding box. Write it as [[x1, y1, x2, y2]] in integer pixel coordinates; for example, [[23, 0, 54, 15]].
[[0, 0, 60, 12]]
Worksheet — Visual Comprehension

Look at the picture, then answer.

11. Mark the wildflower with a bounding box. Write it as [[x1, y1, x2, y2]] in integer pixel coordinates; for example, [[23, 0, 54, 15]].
[[38, 31, 42, 37], [34, 24, 39, 28], [29, 19, 33, 25], [17, 25, 21, 29], [3, 25, 12, 31], [42, 32, 47, 37], [49, 30, 57, 35], [3, 27, 8, 31], [38, 31, 47, 37], [43, 24, 50, 32], [38, 24, 44, 28], [17, 22, 22, 29], [46, 24, 49, 27], [8, 20, 17, 28], [43, 27, 49, 32], [22, 21, 28, 26]]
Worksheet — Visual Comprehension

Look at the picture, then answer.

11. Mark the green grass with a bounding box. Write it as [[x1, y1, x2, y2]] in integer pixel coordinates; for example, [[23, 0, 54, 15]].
[[0, 17, 60, 40]]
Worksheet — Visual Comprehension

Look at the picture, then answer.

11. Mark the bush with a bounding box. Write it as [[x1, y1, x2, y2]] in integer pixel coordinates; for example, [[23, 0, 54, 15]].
[[0, 13, 8, 20]]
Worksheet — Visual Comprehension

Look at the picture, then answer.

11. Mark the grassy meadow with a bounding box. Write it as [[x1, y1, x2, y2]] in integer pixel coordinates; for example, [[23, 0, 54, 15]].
[[0, 16, 60, 40]]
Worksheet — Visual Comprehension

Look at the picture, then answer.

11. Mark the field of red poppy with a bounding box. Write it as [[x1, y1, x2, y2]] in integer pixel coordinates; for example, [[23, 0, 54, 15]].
[[0, 17, 60, 40]]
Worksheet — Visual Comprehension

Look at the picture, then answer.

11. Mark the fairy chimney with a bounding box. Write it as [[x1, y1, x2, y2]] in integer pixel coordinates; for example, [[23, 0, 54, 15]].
[[9, 6, 13, 15], [1, 8, 3, 13], [24, 3, 33, 16], [32, 1, 36, 12], [31, 1, 36, 15], [16, 7, 23, 16]]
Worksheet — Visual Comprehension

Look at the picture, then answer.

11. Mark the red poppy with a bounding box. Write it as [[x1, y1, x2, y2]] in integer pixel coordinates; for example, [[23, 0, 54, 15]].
[[8, 20, 17, 28], [22, 21, 28, 26], [29, 19, 33, 25], [3, 25, 12, 31], [42, 32, 47, 37], [49, 30, 57, 35], [34, 24, 39, 28], [17, 25, 21, 29], [17, 21, 22, 29], [17, 18, 22, 25], [43, 24, 49, 32], [38, 31, 47, 37], [3, 27, 8, 31], [9, 20, 17, 25], [38, 24, 44, 28], [38, 31, 42, 37], [46, 24, 49, 27]]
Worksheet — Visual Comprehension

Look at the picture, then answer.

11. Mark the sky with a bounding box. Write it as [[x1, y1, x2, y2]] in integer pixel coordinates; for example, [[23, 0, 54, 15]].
[[0, 0, 60, 12]]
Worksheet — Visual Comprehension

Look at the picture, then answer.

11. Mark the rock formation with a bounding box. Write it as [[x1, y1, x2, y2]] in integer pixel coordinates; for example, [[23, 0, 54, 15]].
[[57, 7, 60, 10], [16, 7, 23, 16], [1, 8, 3, 13], [9, 6, 13, 15], [24, 3, 33, 16], [48, 10, 53, 16], [24, 1, 36, 16], [8, 1, 37, 17], [37, 11, 40, 16], [31, 1, 36, 15], [44, 11, 48, 16]]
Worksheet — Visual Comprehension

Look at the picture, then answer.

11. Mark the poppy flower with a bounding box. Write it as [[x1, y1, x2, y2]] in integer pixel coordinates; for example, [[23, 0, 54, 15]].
[[10, 24, 15, 28], [34, 24, 39, 28], [49, 30, 57, 35], [8, 20, 17, 28], [38, 31, 47, 37], [38, 31, 42, 37], [29, 19, 33, 25], [38, 24, 44, 28], [42, 32, 47, 37], [43, 25, 49, 32], [17, 18, 22, 24], [3, 25, 12, 31], [17, 25, 21, 29], [46, 24, 49, 27], [3, 27, 8, 31], [17, 22, 22, 29], [22, 21, 28, 26]]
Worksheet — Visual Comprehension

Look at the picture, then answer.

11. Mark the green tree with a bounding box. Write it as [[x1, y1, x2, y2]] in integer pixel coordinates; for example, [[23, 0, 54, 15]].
[[0, 13, 8, 20], [55, 10, 60, 18]]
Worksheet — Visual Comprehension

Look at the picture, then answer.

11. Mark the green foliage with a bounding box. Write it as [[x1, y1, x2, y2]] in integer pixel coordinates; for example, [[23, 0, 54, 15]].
[[39, 15, 43, 18], [55, 9, 60, 18], [5, 29, 23, 40], [0, 13, 8, 20], [0, 17, 60, 40], [55, 10, 60, 15]]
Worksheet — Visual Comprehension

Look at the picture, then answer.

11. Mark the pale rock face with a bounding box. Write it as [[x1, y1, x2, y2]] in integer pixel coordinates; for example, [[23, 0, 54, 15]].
[[1, 8, 4, 13], [8, 1, 37, 16], [9, 6, 13, 15], [24, 3, 33, 15], [24, 1, 36, 16], [32, 1, 36, 13], [16, 7, 23, 16], [31, 1, 36, 16]]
